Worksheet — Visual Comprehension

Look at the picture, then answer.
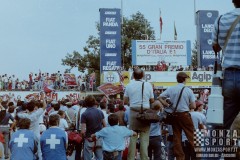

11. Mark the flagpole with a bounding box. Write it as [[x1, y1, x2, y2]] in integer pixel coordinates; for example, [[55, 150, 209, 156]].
[[159, 8, 161, 40], [121, 0, 124, 67], [174, 21, 175, 40], [194, 0, 197, 25], [121, 0, 123, 25], [174, 21, 177, 40]]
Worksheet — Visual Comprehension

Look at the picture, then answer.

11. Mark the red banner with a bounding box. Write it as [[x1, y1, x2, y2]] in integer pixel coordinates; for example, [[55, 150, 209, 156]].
[[97, 83, 123, 96], [64, 73, 77, 86]]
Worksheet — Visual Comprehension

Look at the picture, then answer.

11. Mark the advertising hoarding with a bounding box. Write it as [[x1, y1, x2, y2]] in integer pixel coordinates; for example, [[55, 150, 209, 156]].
[[196, 10, 219, 67], [101, 71, 213, 88], [132, 40, 191, 66], [100, 8, 121, 72]]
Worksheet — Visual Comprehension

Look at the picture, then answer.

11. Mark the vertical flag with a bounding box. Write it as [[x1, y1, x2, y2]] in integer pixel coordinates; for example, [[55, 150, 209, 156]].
[[159, 9, 163, 39], [174, 21, 177, 40]]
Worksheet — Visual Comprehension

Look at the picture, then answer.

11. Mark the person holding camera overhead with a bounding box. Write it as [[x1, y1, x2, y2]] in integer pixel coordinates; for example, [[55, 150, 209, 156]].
[[123, 68, 154, 160], [158, 72, 196, 160]]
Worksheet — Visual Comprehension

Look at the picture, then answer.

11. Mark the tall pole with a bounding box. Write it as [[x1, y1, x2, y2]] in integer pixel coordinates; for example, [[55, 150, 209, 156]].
[[121, 0, 123, 25], [159, 8, 162, 40], [121, 0, 124, 68], [194, 0, 197, 25]]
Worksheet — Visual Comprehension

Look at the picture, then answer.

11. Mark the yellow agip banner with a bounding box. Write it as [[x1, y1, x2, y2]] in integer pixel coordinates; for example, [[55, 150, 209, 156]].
[[101, 71, 213, 88]]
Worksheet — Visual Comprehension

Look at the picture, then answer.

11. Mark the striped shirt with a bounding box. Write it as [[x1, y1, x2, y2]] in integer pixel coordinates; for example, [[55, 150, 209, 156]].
[[212, 8, 240, 68]]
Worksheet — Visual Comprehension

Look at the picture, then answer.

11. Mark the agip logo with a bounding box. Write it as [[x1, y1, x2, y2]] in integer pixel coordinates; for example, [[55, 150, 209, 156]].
[[191, 72, 212, 82]]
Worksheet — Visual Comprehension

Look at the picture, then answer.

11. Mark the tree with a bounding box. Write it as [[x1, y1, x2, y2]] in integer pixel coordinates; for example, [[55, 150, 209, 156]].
[[61, 12, 155, 86], [122, 11, 155, 69], [61, 51, 86, 73], [191, 40, 198, 67]]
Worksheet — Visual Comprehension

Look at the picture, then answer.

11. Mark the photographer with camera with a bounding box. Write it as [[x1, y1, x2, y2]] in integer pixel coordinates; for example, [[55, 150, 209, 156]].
[[158, 72, 196, 160], [124, 68, 154, 160]]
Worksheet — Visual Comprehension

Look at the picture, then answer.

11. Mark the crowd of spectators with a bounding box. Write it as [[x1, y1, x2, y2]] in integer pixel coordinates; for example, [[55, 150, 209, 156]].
[[0, 64, 213, 92], [126, 63, 214, 72], [0, 71, 96, 92], [0, 81, 210, 160]]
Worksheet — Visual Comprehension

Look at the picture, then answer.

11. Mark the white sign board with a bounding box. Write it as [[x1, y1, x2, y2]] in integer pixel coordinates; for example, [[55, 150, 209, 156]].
[[132, 40, 191, 66]]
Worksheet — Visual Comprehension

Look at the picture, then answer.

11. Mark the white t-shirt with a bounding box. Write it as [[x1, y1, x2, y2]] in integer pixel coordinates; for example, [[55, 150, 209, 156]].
[[18, 108, 45, 139], [49, 111, 58, 116], [4, 77, 8, 83], [59, 118, 68, 130], [60, 105, 68, 112], [72, 105, 80, 112], [124, 80, 154, 108]]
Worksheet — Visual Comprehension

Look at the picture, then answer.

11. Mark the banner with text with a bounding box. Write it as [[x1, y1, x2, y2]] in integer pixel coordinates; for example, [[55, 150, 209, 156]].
[[0, 91, 81, 101], [131, 40, 191, 66], [101, 71, 213, 88], [196, 10, 219, 67], [100, 8, 121, 72]]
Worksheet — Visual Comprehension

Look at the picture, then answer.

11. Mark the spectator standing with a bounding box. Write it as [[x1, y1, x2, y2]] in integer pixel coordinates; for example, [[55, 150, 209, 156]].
[[3, 75, 8, 91], [65, 101, 76, 130], [115, 103, 126, 126], [0, 132, 4, 160], [11, 75, 16, 90], [148, 100, 165, 160], [9, 118, 38, 160], [48, 101, 60, 116], [195, 100, 207, 120], [29, 73, 33, 90], [106, 103, 115, 126], [60, 100, 68, 112], [39, 73, 45, 90], [17, 93, 46, 160], [75, 100, 87, 160], [34, 74, 39, 90], [99, 102, 108, 125], [0, 102, 15, 159], [57, 110, 68, 130], [40, 114, 68, 160], [158, 72, 196, 160], [166, 125, 175, 160], [212, 0, 240, 129], [123, 68, 154, 160], [91, 114, 137, 160], [0, 76, 3, 91], [81, 95, 106, 160]]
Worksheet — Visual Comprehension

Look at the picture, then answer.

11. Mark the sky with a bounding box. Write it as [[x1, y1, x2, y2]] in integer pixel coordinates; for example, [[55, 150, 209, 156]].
[[0, 0, 233, 81]]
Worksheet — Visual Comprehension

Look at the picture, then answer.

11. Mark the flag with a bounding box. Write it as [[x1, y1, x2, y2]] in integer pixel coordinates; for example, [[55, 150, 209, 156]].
[[64, 73, 77, 86], [174, 21, 177, 40], [97, 83, 123, 96], [159, 10, 163, 34], [117, 69, 125, 91], [117, 69, 124, 83], [43, 82, 54, 93]]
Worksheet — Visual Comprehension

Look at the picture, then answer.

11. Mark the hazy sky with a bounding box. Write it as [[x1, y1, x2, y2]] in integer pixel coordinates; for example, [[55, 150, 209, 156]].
[[0, 0, 233, 80]]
